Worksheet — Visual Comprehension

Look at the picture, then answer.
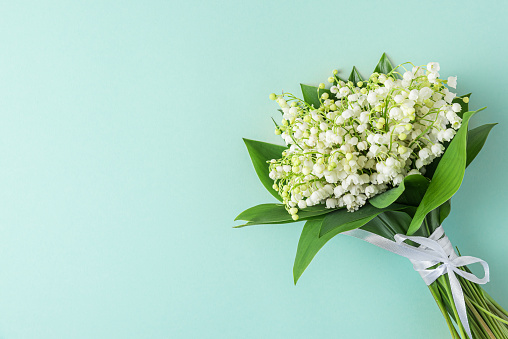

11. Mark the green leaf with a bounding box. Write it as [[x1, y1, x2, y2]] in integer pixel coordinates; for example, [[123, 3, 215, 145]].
[[438, 200, 451, 225], [319, 203, 407, 237], [348, 66, 363, 84], [293, 216, 372, 284], [407, 109, 482, 235], [300, 84, 331, 109], [395, 176, 431, 207], [293, 210, 412, 284], [293, 218, 326, 284], [243, 138, 286, 202], [466, 123, 497, 167], [369, 174, 429, 209], [234, 203, 336, 228], [374, 53, 394, 75], [360, 211, 413, 240]]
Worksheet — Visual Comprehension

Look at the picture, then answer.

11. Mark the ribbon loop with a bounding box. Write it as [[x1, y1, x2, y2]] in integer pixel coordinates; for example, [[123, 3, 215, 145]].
[[343, 225, 489, 339]]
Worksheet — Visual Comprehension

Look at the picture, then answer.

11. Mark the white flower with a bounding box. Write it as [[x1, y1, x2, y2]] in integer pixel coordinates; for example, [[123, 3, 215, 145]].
[[408, 89, 419, 101], [298, 200, 307, 209], [342, 109, 353, 119], [444, 89, 456, 103], [419, 148, 431, 160], [403, 71, 414, 81], [367, 92, 378, 104], [428, 72, 438, 84], [452, 103, 462, 112], [443, 129, 456, 142], [339, 87, 350, 96], [448, 76, 457, 89], [419, 87, 433, 100], [431, 144, 444, 156], [427, 62, 440, 73], [394, 94, 404, 104], [326, 198, 338, 208], [389, 107, 403, 120]]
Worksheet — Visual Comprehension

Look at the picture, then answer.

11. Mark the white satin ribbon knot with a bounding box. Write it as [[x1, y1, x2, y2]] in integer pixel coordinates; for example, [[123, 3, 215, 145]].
[[343, 226, 489, 339]]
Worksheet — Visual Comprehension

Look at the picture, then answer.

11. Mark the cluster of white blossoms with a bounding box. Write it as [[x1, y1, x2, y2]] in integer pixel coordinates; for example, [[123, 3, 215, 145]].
[[268, 62, 467, 220]]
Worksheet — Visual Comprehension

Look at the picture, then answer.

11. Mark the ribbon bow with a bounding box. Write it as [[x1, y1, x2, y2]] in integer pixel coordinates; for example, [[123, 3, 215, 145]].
[[343, 226, 489, 339]]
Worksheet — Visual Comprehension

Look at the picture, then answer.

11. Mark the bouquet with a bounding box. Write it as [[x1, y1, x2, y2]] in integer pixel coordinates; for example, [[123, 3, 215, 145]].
[[235, 53, 507, 338]]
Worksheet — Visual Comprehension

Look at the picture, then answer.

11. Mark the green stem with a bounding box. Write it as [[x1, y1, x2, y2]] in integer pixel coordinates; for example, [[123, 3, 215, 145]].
[[486, 298, 508, 321], [429, 283, 461, 339], [484, 291, 508, 318], [467, 298, 508, 325], [463, 278, 505, 338], [440, 275, 469, 338], [465, 297, 497, 339]]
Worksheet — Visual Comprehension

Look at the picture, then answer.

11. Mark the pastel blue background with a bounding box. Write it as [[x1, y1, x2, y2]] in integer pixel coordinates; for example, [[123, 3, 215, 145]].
[[0, 1, 506, 338]]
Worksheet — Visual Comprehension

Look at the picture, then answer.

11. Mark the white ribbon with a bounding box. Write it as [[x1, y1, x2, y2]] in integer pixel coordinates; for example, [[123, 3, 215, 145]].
[[343, 226, 489, 339]]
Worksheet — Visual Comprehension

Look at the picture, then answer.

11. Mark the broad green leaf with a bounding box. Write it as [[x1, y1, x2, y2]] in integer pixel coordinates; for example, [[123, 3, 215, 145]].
[[369, 174, 429, 209], [395, 176, 431, 207], [360, 211, 412, 240], [300, 84, 331, 109], [293, 216, 372, 284], [293, 218, 326, 284], [319, 203, 407, 237], [374, 53, 394, 75], [466, 123, 497, 167], [407, 109, 482, 235], [438, 200, 451, 225], [243, 138, 286, 202], [234, 203, 336, 228], [293, 210, 411, 284], [348, 66, 363, 85]]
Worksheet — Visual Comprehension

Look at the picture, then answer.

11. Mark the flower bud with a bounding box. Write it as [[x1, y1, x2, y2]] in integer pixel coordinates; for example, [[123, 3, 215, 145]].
[[269, 93, 276, 100]]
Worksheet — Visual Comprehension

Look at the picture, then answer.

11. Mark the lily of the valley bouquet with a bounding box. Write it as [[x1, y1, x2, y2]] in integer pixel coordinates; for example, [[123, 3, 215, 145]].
[[235, 54, 507, 338]]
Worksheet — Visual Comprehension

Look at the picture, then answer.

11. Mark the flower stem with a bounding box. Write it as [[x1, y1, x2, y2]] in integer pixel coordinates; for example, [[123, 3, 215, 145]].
[[429, 283, 461, 339], [439, 275, 469, 338]]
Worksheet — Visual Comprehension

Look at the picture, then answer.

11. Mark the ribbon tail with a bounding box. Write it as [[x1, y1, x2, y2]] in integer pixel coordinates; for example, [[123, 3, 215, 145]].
[[448, 270, 472, 339]]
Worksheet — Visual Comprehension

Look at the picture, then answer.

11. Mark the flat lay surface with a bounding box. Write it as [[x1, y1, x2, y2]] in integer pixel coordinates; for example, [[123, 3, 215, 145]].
[[0, 1, 506, 338]]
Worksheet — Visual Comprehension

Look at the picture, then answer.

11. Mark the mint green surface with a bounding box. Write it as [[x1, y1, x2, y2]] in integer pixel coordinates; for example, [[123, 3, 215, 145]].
[[0, 1, 506, 338]]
